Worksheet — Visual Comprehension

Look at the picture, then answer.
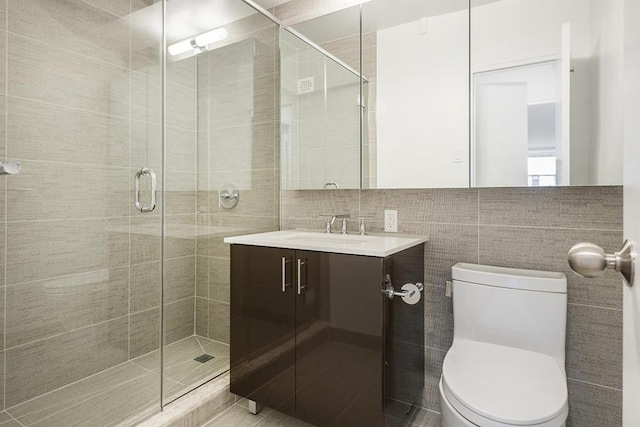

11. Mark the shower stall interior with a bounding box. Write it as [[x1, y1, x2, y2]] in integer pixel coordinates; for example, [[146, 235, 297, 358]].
[[0, 0, 279, 425]]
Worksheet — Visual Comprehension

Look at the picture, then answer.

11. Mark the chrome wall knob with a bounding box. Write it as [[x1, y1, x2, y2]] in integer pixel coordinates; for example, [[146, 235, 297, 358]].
[[568, 240, 635, 286], [0, 160, 21, 175]]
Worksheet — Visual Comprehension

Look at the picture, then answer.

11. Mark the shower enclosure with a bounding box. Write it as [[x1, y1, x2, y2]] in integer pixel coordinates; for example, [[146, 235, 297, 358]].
[[0, 0, 279, 425]]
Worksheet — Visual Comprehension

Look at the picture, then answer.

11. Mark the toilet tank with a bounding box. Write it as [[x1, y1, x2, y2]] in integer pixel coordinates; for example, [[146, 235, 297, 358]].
[[451, 263, 567, 368]]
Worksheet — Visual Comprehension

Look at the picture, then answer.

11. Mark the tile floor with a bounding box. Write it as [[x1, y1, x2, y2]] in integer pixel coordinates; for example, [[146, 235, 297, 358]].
[[0, 335, 229, 427], [203, 398, 442, 427]]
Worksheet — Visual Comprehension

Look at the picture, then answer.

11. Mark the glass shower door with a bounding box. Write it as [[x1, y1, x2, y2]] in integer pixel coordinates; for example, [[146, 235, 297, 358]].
[[1, 0, 165, 425], [161, 0, 281, 405]]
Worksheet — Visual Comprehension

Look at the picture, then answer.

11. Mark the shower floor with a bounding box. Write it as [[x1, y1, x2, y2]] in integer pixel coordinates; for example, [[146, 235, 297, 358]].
[[0, 335, 229, 427]]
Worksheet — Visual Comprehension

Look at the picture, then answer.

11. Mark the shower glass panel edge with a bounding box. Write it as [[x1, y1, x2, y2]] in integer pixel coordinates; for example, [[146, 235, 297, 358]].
[[160, 0, 282, 407]]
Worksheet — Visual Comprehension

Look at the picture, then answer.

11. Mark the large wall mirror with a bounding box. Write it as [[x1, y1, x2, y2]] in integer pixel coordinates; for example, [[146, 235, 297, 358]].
[[278, 0, 623, 189]]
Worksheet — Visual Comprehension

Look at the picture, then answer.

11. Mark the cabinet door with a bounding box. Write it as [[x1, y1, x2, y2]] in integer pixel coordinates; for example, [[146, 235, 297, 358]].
[[294, 251, 384, 427], [230, 245, 296, 416]]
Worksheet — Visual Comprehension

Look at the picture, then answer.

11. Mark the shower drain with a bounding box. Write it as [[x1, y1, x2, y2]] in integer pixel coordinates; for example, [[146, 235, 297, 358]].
[[194, 354, 215, 363]]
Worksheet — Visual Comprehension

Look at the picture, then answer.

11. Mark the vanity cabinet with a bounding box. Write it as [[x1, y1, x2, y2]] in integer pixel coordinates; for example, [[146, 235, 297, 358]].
[[229, 242, 426, 427]]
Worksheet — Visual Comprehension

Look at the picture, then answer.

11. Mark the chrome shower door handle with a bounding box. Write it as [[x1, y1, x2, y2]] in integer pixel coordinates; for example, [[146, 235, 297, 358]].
[[134, 167, 157, 213]]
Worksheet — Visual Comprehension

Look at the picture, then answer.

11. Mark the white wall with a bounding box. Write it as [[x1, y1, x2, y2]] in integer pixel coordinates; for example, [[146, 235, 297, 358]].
[[590, 0, 624, 185], [623, 0, 640, 424]]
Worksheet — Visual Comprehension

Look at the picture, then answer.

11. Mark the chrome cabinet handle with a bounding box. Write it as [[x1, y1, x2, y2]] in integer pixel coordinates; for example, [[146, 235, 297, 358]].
[[134, 167, 157, 213], [282, 257, 292, 292], [297, 259, 307, 294], [568, 240, 635, 286]]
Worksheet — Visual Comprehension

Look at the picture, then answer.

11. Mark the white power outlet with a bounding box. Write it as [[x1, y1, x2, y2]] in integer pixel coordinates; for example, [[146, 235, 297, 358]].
[[384, 209, 398, 232]]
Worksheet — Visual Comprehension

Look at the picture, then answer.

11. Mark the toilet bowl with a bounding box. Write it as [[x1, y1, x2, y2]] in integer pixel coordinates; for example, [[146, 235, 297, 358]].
[[440, 263, 569, 427]]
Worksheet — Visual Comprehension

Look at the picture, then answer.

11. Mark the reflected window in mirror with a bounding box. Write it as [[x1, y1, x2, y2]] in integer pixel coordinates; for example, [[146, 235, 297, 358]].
[[471, 0, 623, 187]]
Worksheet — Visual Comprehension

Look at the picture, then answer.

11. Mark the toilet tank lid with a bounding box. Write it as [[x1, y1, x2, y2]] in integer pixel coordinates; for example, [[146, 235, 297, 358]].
[[452, 263, 567, 293]]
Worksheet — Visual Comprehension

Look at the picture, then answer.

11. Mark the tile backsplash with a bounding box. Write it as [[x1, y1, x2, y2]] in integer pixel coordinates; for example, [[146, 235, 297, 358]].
[[280, 186, 623, 426]]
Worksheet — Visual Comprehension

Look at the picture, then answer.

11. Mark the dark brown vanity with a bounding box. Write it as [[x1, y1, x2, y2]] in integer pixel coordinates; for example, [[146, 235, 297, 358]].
[[226, 231, 427, 427]]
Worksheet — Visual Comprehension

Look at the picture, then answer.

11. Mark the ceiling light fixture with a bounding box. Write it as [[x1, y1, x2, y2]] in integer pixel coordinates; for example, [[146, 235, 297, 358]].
[[168, 27, 228, 56]]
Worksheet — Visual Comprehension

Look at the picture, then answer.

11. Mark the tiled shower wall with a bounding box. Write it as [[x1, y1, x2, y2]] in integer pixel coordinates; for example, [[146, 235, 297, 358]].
[[280, 186, 623, 426], [195, 13, 280, 345], [0, 0, 200, 410]]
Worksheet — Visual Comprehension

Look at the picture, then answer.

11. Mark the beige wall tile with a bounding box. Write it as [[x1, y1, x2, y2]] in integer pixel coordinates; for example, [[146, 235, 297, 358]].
[[130, 308, 161, 359], [5, 316, 128, 407], [208, 257, 230, 303], [0, 351, 4, 410], [7, 161, 129, 221], [7, 218, 129, 285], [131, 120, 162, 170], [479, 186, 623, 230], [196, 255, 209, 298], [130, 261, 161, 313], [8, 34, 129, 117], [165, 256, 196, 303], [0, 289, 4, 351], [206, 39, 255, 87], [280, 189, 359, 220], [166, 215, 197, 259], [0, 96, 5, 159], [210, 73, 276, 129], [9, 0, 130, 68], [6, 267, 129, 348], [423, 284, 454, 352], [8, 97, 129, 166], [0, 226, 4, 288], [167, 128, 197, 173], [0, 0, 6, 31], [360, 190, 430, 223], [423, 223, 479, 288], [130, 216, 161, 265], [566, 304, 622, 389], [83, 0, 131, 17], [195, 297, 208, 337], [210, 169, 278, 217], [479, 226, 623, 309], [0, 32, 5, 96], [131, 69, 161, 124], [274, 0, 361, 27], [165, 297, 195, 344], [209, 122, 276, 172], [167, 56, 197, 89], [566, 379, 621, 427], [420, 347, 446, 413], [165, 171, 196, 215], [208, 300, 230, 344]]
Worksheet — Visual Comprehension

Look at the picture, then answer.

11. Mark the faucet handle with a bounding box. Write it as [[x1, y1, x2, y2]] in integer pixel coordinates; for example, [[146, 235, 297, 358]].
[[357, 216, 373, 235], [319, 215, 337, 233]]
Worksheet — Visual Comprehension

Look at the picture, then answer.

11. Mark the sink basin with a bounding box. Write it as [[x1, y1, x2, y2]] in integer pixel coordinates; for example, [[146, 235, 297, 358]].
[[224, 229, 428, 257], [270, 231, 373, 245]]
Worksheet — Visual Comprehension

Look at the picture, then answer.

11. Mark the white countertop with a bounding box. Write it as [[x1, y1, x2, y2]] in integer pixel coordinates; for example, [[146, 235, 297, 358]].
[[224, 229, 428, 257]]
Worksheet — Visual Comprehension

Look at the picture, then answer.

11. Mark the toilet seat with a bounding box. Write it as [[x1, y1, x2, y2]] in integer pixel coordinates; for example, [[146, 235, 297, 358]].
[[441, 340, 568, 427]]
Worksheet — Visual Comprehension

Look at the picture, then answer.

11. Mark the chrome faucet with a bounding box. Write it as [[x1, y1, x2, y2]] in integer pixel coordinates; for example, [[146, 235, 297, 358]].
[[357, 216, 373, 235], [320, 214, 350, 234]]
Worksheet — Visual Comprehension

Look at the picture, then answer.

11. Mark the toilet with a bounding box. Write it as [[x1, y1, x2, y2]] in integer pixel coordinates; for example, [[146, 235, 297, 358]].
[[440, 263, 569, 427]]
